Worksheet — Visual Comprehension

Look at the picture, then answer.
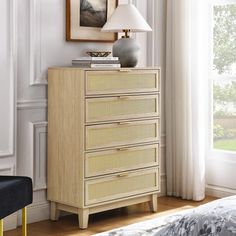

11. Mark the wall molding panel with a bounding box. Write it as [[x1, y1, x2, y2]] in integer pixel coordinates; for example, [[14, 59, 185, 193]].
[[0, 0, 17, 158], [30, 121, 48, 191], [17, 99, 47, 110], [9, 0, 17, 158], [29, 0, 47, 86], [0, 164, 15, 176], [0, 1, 17, 230]]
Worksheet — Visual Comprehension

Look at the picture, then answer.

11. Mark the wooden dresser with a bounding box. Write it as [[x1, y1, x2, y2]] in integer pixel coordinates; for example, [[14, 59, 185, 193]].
[[47, 67, 161, 229]]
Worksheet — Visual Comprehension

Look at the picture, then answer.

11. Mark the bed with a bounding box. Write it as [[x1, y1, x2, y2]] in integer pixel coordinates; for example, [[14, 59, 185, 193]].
[[95, 195, 236, 236]]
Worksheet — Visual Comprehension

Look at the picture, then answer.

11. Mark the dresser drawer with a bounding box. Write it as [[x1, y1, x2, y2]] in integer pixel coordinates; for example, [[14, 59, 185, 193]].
[[85, 70, 159, 95], [85, 144, 159, 177], [86, 95, 159, 123], [85, 120, 159, 150], [85, 168, 159, 205]]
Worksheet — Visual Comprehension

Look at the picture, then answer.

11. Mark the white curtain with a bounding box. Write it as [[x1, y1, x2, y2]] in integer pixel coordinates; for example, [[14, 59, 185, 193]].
[[166, 0, 209, 201]]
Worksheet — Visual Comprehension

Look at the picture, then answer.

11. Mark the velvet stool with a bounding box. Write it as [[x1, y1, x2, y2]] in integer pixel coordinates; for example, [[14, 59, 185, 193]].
[[0, 176, 33, 236]]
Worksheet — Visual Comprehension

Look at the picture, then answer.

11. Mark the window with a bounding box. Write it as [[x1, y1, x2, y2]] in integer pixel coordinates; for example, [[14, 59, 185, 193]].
[[206, 0, 236, 193], [211, 1, 236, 153]]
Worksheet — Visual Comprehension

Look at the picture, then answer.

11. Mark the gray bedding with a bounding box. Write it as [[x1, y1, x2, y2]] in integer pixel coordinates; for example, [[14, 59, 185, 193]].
[[96, 195, 236, 236]]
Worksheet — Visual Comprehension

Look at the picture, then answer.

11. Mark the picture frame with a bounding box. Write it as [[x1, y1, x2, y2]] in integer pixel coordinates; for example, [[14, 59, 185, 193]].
[[66, 0, 118, 42]]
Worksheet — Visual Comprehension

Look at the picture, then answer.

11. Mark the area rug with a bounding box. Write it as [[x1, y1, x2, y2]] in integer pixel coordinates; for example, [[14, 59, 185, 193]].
[[94, 196, 236, 236]]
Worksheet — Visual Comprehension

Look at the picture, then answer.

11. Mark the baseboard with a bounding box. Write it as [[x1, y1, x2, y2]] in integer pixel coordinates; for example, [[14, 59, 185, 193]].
[[3, 202, 49, 231], [206, 184, 236, 198], [17, 201, 50, 226], [3, 213, 17, 231]]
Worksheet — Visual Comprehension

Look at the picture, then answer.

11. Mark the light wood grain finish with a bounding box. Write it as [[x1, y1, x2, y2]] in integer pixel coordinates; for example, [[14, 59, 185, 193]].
[[85, 144, 159, 177], [86, 120, 159, 150], [86, 95, 159, 123], [48, 69, 85, 207], [149, 194, 158, 212], [77, 209, 89, 229], [48, 68, 161, 229], [85, 70, 159, 95], [85, 168, 159, 205], [50, 202, 59, 221]]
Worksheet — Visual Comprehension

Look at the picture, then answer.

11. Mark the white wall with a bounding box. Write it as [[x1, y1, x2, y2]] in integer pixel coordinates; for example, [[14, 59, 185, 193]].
[[146, 0, 167, 196], [0, 0, 167, 229], [0, 0, 17, 230], [0, 0, 16, 169]]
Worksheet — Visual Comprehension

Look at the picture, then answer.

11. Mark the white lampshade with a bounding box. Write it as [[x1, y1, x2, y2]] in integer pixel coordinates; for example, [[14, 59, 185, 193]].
[[101, 4, 152, 32]]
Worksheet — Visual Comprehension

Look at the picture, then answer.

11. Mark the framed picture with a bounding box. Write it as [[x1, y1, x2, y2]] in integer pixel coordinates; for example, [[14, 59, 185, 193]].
[[66, 0, 118, 42]]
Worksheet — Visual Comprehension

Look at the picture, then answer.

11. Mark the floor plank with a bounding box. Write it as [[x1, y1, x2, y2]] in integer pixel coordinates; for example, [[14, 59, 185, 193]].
[[5, 196, 217, 236]]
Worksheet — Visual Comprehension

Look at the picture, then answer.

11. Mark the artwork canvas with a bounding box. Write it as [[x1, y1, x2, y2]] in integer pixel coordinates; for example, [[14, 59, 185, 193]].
[[80, 0, 107, 28], [66, 0, 117, 42]]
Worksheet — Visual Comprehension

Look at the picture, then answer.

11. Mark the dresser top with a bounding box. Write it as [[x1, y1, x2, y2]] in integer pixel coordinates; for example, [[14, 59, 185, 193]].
[[48, 67, 160, 71]]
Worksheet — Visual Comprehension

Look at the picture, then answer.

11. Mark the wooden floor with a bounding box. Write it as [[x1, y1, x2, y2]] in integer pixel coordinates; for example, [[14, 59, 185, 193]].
[[5, 196, 217, 236]]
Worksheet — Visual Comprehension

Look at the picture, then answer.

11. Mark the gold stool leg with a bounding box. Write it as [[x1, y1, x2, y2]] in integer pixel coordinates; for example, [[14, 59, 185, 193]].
[[0, 219, 3, 236], [22, 207, 27, 236]]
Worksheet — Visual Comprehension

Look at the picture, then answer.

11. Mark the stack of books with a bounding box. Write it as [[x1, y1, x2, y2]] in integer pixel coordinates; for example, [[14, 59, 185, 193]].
[[72, 57, 121, 68]]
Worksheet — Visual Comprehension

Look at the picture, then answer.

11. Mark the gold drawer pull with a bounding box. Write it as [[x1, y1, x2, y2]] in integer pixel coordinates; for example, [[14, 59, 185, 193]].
[[118, 96, 130, 100], [117, 173, 129, 178], [117, 121, 132, 125], [117, 147, 129, 152]]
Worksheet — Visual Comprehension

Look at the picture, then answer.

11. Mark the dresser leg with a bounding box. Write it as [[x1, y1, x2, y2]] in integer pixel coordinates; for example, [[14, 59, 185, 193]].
[[149, 194, 158, 212], [78, 209, 89, 229], [50, 202, 60, 221]]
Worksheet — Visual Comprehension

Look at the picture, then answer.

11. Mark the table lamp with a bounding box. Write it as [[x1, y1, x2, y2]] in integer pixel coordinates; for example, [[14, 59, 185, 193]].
[[101, 4, 152, 67]]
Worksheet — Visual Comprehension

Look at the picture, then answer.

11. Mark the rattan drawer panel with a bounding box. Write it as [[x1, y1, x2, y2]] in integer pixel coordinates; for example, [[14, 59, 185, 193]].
[[86, 95, 159, 123], [85, 144, 159, 177], [85, 71, 159, 95], [85, 120, 159, 150], [85, 168, 159, 205]]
